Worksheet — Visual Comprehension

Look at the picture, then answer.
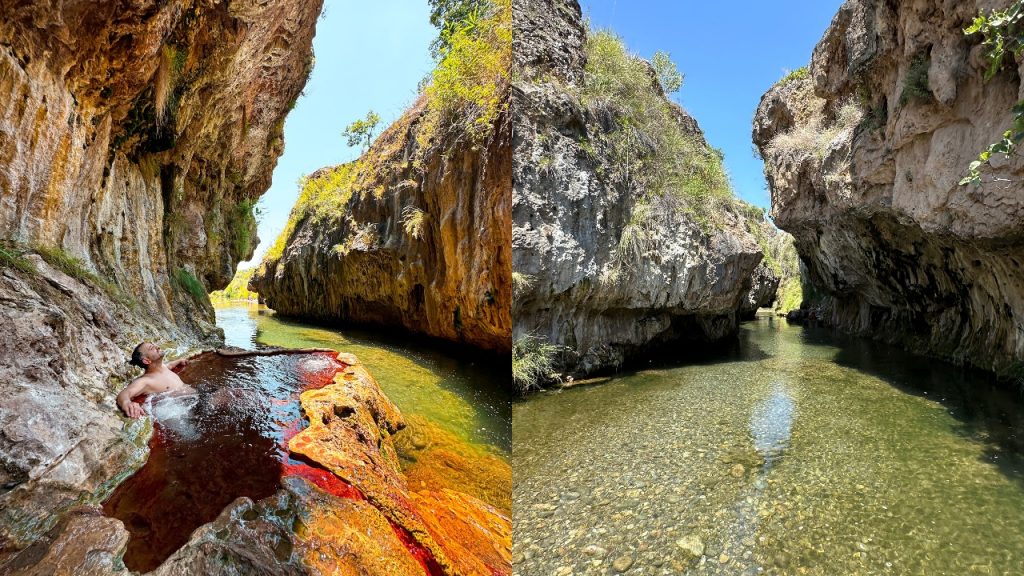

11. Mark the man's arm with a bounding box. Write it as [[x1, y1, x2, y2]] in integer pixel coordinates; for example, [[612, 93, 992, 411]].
[[166, 357, 189, 370], [116, 378, 149, 419]]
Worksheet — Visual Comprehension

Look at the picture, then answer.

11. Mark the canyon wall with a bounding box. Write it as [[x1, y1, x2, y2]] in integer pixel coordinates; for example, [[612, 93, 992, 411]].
[[512, 0, 770, 378], [251, 2, 512, 354], [755, 0, 1024, 378], [0, 0, 319, 555]]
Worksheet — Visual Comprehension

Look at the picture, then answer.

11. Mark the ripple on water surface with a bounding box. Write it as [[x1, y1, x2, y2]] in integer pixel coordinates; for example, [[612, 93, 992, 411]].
[[103, 351, 344, 572], [513, 316, 1024, 575]]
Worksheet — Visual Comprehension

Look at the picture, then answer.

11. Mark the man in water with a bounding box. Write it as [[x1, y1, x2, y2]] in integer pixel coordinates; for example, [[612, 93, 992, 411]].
[[117, 342, 194, 418]]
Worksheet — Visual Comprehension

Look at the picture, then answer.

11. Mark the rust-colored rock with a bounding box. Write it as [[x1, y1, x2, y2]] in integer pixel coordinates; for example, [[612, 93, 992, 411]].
[[289, 355, 512, 576], [251, 7, 512, 355], [295, 491, 428, 576], [411, 489, 512, 576]]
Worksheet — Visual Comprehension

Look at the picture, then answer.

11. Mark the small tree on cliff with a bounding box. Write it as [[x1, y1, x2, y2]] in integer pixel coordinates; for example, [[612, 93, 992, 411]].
[[342, 110, 381, 153], [428, 0, 491, 58], [651, 51, 683, 95]]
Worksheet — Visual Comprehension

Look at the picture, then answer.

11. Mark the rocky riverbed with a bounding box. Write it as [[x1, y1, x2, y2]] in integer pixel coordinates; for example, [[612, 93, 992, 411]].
[[513, 316, 1024, 575]]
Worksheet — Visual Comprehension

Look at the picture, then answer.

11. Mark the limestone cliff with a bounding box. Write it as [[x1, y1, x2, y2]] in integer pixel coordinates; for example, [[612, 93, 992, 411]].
[[512, 0, 768, 379], [0, 0, 319, 557], [754, 0, 1024, 378], [251, 1, 512, 354]]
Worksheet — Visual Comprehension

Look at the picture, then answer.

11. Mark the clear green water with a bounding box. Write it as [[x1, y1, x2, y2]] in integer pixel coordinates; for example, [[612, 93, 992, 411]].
[[214, 302, 510, 455], [513, 315, 1024, 575]]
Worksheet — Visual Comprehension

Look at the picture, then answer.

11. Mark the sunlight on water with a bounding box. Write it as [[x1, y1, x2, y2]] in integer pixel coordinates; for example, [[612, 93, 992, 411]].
[[513, 316, 1024, 575], [215, 302, 510, 454]]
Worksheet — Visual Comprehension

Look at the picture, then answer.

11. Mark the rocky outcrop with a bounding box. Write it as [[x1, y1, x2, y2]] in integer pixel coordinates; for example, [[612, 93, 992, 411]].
[[251, 3, 512, 355], [512, 0, 766, 376], [754, 0, 1024, 378], [0, 0, 319, 561], [740, 262, 781, 320], [288, 356, 511, 576]]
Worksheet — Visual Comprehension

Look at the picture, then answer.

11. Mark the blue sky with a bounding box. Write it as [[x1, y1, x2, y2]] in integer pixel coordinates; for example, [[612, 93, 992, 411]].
[[244, 0, 435, 266], [580, 0, 843, 209]]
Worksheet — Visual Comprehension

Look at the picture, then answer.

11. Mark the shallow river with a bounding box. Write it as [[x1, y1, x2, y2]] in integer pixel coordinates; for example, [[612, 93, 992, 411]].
[[513, 315, 1024, 575]]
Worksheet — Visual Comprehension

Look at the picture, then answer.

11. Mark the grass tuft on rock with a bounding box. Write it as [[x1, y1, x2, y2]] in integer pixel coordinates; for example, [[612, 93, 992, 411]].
[[512, 333, 562, 394], [0, 240, 36, 274], [174, 268, 208, 305]]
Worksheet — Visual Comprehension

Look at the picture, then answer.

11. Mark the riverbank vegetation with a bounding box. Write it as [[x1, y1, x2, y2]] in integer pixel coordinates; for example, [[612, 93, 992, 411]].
[[581, 29, 733, 222], [513, 334, 562, 393], [210, 266, 258, 301]]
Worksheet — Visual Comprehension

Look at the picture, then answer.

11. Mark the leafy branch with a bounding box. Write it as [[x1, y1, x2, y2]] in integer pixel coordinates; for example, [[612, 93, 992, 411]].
[[961, 1, 1024, 185]]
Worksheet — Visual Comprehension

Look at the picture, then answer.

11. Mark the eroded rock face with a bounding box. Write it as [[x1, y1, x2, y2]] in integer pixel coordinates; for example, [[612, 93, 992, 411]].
[[740, 262, 781, 320], [512, 0, 765, 376], [0, 0, 319, 561], [754, 0, 1024, 377], [251, 97, 513, 354]]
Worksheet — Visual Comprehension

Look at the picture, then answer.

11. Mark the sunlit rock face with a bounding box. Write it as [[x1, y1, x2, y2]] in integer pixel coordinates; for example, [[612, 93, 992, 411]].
[[251, 12, 514, 355], [0, 0, 319, 560], [754, 0, 1024, 377], [289, 359, 512, 576], [512, 0, 766, 377]]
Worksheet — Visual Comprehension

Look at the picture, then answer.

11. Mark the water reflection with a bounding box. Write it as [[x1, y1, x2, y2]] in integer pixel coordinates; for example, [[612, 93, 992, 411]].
[[750, 383, 795, 467]]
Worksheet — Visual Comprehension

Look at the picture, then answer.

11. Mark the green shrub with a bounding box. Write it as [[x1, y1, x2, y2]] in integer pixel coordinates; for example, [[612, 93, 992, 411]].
[[294, 164, 359, 225], [651, 50, 683, 94], [420, 0, 511, 146], [428, 0, 491, 58], [581, 30, 732, 220], [228, 199, 259, 259], [512, 333, 562, 393], [342, 110, 381, 152], [211, 266, 258, 301], [0, 240, 36, 274], [899, 53, 932, 105], [776, 66, 809, 87], [961, 2, 1024, 185], [773, 275, 804, 315], [401, 206, 427, 240], [512, 271, 534, 300]]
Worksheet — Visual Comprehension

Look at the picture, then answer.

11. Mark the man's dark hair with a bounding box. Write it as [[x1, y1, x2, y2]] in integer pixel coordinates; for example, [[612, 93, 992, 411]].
[[129, 342, 147, 368]]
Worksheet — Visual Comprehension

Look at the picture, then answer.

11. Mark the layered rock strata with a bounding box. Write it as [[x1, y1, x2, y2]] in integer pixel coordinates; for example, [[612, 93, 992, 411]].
[[0, 0, 319, 561], [754, 0, 1024, 377], [512, 0, 767, 376]]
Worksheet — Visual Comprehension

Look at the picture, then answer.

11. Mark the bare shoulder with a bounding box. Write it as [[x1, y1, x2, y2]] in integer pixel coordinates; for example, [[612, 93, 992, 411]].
[[129, 374, 156, 393]]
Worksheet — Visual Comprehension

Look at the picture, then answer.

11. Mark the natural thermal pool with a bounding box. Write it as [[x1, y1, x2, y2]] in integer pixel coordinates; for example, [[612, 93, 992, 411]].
[[103, 350, 347, 572], [513, 315, 1024, 575]]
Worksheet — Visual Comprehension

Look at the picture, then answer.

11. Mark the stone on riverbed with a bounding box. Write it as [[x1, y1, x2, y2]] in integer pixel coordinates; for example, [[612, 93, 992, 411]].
[[676, 535, 705, 558]]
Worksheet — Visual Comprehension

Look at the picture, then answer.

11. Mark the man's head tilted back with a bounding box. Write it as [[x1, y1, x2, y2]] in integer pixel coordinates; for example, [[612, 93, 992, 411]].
[[130, 342, 164, 369]]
